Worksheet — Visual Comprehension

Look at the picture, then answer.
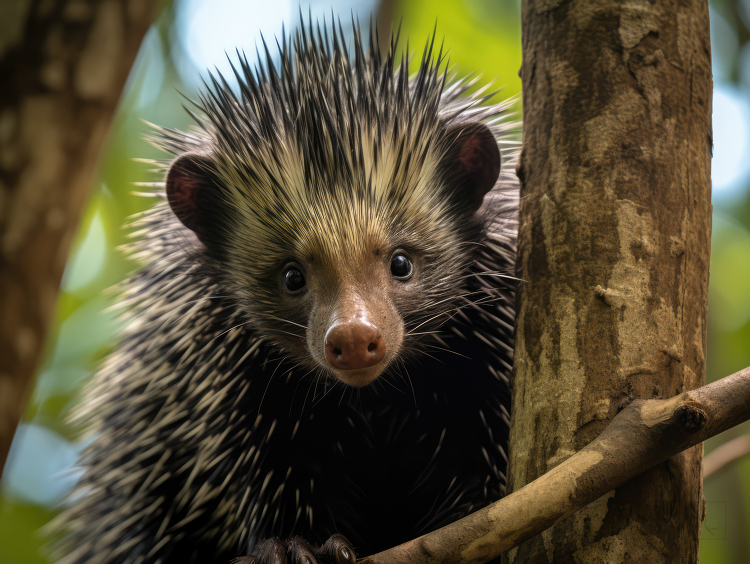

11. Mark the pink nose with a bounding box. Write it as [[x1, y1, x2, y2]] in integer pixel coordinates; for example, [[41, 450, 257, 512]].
[[324, 319, 386, 370]]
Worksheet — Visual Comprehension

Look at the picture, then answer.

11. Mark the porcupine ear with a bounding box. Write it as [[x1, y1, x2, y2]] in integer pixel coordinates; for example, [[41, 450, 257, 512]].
[[441, 122, 501, 212], [165, 153, 216, 241]]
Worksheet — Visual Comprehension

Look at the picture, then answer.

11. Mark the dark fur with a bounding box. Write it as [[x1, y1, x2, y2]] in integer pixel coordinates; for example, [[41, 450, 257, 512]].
[[54, 18, 518, 564]]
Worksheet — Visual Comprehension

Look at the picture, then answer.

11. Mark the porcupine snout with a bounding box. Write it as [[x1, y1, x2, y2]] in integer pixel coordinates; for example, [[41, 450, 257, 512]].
[[317, 290, 396, 387], [324, 317, 385, 370]]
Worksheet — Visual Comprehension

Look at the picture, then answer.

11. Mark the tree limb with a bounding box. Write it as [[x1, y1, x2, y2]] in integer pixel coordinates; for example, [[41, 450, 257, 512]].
[[358, 366, 750, 564], [704, 433, 750, 479], [0, 0, 160, 473]]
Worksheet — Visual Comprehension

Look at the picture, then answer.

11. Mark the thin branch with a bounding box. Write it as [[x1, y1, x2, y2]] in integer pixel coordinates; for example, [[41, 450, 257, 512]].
[[358, 366, 750, 564], [704, 433, 750, 479]]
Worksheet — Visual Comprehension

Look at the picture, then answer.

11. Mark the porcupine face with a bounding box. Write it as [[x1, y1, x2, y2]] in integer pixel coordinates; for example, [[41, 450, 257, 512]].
[[159, 27, 501, 387]]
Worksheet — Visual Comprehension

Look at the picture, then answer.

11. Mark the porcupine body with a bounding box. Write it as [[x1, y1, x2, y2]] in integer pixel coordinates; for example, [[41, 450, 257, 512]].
[[56, 20, 518, 564]]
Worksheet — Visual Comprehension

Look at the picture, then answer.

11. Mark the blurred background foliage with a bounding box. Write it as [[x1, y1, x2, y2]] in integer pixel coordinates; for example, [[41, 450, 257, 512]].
[[1, 0, 748, 562]]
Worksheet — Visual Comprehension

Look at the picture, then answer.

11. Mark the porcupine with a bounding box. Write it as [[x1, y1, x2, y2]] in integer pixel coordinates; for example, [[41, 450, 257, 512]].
[[54, 18, 519, 564]]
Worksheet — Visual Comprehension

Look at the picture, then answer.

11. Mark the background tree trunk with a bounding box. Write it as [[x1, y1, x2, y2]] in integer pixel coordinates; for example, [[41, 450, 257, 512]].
[[0, 0, 159, 473], [505, 0, 712, 562]]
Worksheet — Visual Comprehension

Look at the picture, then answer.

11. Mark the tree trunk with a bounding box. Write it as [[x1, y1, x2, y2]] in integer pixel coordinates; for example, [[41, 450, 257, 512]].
[[505, 1, 712, 562], [0, 0, 159, 473]]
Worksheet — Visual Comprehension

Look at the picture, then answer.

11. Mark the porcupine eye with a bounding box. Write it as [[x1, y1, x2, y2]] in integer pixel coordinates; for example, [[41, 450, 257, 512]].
[[283, 265, 306, 294], [390, 254, 413, 280]]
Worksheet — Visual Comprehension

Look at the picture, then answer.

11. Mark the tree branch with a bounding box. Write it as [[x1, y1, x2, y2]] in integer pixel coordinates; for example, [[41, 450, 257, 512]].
[[358, 366, 750, 564], [0, 0, 160, 473], [704, 433, 750, 479]]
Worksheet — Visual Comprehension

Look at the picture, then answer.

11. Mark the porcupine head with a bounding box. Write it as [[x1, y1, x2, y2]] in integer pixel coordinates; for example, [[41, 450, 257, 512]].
[[161, 27, 502, 388]]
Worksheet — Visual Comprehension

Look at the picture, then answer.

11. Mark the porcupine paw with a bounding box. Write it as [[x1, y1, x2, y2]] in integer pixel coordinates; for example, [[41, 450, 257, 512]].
[[233, 534, 356, 564]]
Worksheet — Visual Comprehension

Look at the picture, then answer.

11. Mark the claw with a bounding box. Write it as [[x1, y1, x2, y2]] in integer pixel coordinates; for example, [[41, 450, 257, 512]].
[[238, 534, 356, 564], [319, 534, 357, 564]]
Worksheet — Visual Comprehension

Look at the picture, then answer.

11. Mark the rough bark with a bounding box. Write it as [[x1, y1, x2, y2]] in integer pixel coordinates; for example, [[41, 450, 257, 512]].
[[505, 1, 712, 562], [359, 367, 750, 564], [0, 0, 160, 473]]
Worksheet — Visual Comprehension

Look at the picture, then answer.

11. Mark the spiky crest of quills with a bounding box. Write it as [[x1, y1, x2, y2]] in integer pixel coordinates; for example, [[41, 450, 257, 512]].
[[154, 17, 502, 187], [52, 16, 519, 564]]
